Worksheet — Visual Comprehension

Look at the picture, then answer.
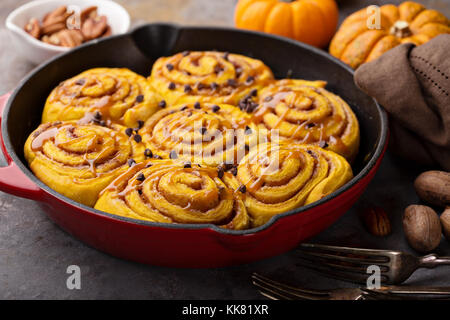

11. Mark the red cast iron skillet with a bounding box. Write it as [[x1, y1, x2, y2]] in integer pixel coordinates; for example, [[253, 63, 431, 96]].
[[0, 24, 388, 268]]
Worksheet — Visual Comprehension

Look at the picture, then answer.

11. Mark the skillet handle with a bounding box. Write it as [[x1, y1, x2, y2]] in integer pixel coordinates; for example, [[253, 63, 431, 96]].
[[0, 92, 43, 200]]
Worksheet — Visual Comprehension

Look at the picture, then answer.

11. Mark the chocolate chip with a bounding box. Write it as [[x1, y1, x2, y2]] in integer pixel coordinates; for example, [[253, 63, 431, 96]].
[[180, 105, 188, 111], [244, 144, 249, 151], [184, 162, 191, 168], [136, 94, 144, 103], [249, 89, 258, 97], [214, 65, 222, 74], [194, 102, 201, 109], [250, 102, 259, 112], [306, 123, 315, 128], [169, 150, 178, 159], [75, 78, 85, 85], [319, 141, 329, 148], [125, 128, 133, 137], [264, 96, 273, 102], [238, 184, 246, 193], [138, 189, 143, 195], [197, 83, 206, 90], [168, 82, 176, 90], [184, 84, 192, 93], [223, 163, 234, 171], [223, 52, 229, 60], [217, 167, 224, 179], [245, 125, 252, 134], [134, 134, 142, 143], [200, 127, 207, 135], [211, 105, 220, 112], [153, 155, 163, 160], [99, 120, 106, 126], [94, 111, 102, 120], [166, 63, 174, 71], [128, 158, 136, 167], [246, 76, 255, 84], [211, 82, 218, 90], [136, 173, 145, 181], [307, 150, 314, 155], [227, 79, 237, 87], [144, 148, 153, 158], [182, 51, 190, 56], [230, 166, 238, 176], [158, 100, 166, 108], [146, 163, 153, 168], [137, 120, 144, 129]]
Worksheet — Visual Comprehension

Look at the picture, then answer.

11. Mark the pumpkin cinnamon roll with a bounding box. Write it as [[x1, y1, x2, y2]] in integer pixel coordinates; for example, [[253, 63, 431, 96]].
[[149, 51, 274, 105], [139, 102, 261, 166], [231, 142, 353, 227], [42, 68, 159, 128], [248, 79, 360, 161], [94, 161, 250, 230], [24, 121, 146, 207]]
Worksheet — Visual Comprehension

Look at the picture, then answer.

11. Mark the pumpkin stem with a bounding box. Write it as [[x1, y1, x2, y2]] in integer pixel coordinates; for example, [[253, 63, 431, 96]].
[[390, 20, 412, 38]]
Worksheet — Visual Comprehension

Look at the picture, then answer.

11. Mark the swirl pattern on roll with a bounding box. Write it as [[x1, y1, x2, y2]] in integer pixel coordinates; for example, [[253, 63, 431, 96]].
[[139, 103, 261, 166], [230, 142, 353, 227], [149, 51, 274, 105], [24, 121, 146, 206], [95, 161, 250, 230], [42, 68, 159, 128], [250, 79, 360, 161]]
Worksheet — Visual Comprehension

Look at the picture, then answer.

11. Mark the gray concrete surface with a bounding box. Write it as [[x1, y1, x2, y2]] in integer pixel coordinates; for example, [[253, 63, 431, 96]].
[[0, 0, 449, 299]]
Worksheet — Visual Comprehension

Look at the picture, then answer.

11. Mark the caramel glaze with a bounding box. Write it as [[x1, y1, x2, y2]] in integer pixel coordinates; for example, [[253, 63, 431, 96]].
[[101, 160, 243, 226], [241, 146, 326, 200], [250, 86, 351, 156], [141, 103, 255, 161], [154, 51, 273, 103], [49, 73, 146, 125], [31, 122, 130, 177]]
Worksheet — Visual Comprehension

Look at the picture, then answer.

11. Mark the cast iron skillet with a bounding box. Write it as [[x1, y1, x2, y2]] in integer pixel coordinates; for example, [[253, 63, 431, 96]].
[[0, 24, 388, 267]]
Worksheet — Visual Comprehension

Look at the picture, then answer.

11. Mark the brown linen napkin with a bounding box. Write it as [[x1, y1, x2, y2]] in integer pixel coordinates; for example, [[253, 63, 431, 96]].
[[354, 34, 450, 171]]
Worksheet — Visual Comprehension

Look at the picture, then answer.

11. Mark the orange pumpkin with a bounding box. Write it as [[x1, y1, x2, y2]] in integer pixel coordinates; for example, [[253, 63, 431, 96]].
[[330, 1, 450, 69], [234, 0, 339, 48]]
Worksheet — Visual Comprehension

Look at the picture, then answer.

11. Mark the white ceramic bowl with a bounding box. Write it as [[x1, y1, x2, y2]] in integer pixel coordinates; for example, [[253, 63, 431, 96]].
[[6, 0, 130, 65]]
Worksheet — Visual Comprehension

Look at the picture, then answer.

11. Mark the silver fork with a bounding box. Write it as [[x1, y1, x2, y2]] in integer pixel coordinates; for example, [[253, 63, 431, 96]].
[[296, 243, 450, 284], [252, 273, 450, 300]]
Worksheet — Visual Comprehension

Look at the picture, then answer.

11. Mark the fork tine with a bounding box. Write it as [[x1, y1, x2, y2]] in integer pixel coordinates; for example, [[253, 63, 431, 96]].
[[362, 289, 450, 301], [297, 248, 390, 265], [257, 289, 284, 300], [299, 243, 390, 263], [295, 259, 385, 284], [252, 273, 329, 300], [254, 284, 294, 300], [297, 251, 388, 275]]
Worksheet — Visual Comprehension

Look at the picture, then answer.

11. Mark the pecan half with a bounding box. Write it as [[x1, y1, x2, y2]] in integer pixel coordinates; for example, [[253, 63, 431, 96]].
[[80, 6, 98, 23], [81, 15, 107, 40], [41, 22, 66, 36], [56, 29, 84, 47], [102, 26, 112, 38], [362, 206, 392, 237], [43, 6, 67, 25], [42, 34, 61, 46], [24, 18, 41, 39]]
